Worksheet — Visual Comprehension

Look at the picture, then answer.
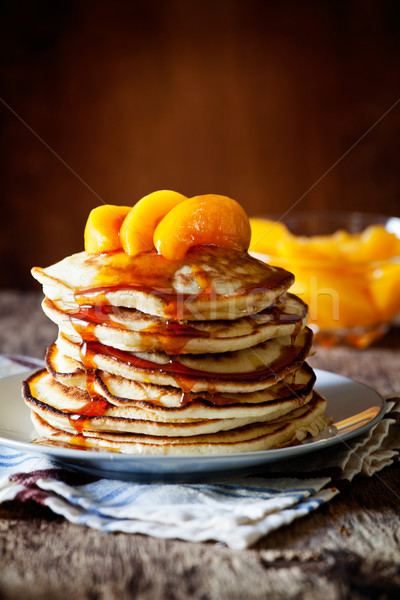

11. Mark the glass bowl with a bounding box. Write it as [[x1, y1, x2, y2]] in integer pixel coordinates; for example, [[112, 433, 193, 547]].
[[250, 211, 400, 348]]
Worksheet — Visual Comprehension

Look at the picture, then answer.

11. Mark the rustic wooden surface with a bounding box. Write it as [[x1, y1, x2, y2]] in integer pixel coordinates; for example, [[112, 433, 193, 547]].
[[1, 291, 400, 600]]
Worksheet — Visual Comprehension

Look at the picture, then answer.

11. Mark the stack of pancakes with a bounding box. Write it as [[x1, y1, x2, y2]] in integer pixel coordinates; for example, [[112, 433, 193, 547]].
[[24, 246, 329, 454]]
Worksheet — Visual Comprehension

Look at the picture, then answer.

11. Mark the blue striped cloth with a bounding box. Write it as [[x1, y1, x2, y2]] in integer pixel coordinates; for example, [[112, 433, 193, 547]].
[[0, 355, 398, 549]]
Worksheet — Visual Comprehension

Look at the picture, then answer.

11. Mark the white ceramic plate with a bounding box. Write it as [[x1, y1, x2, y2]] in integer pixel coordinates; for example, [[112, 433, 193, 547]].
[[0, 369, 386, 481]]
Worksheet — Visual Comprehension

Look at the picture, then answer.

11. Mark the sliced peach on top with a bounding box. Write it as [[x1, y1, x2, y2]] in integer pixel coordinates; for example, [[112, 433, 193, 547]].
[[154, 194, 251, 260], [120, 190, 187, 255], [84, 205, 131, 254]]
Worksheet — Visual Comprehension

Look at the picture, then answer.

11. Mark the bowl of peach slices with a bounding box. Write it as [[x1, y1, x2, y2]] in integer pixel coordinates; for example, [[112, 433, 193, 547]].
[[250, 211, 400, 348]]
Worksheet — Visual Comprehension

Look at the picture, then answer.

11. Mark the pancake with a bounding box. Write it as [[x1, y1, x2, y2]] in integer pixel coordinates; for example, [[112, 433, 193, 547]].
[[42, 292, 308, 354], [53, 326, 313, 393], [23, 369, 315, 437], [31, 246, 294, 321], [31, 392, 328, 455], [46, 342, 316, 410], [27, 234, 330, 455]]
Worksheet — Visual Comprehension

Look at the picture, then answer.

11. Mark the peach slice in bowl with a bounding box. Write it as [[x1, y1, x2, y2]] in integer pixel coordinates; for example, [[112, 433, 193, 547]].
[[250, 211, 400, 348]]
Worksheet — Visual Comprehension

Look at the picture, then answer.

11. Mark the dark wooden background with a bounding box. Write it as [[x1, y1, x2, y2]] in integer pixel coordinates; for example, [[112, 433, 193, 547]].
[[1, 0, 400, 289]]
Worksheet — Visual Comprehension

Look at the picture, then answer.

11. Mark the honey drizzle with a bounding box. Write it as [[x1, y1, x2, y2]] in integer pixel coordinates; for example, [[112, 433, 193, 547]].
[[65, 304, 209, 356], [81, 338, 309, 391], [67, 318, 109, 432], [64, 291, 305, 357], [56, 249, 302, 421], [72, 247, 294, 320]]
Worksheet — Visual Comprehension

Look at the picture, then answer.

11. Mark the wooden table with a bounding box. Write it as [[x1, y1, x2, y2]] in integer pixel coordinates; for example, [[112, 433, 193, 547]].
[[1, 291, 400, 599]]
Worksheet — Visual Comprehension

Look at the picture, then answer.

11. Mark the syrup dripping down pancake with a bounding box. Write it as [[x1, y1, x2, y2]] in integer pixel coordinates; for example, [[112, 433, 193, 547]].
[[31, 246, 294, 321], [27, 241, 330, 455], [42, 292, 308, 354], [23, 369, 316, 437], [53, 327, 313, 393], [46, 342, 316, 411]]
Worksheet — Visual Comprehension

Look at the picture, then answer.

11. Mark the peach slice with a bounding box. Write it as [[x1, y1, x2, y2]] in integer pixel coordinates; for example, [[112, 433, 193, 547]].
[[351, 225, 400, 262], [84, 205, 131, 254], [154, 194, 251, 260], [249, 218, 289, 256], [120, 190, 187, 255]]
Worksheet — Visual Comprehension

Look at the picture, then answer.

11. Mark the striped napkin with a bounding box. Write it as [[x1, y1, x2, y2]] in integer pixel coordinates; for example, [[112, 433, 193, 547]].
[[0, 355, 399, 549]]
